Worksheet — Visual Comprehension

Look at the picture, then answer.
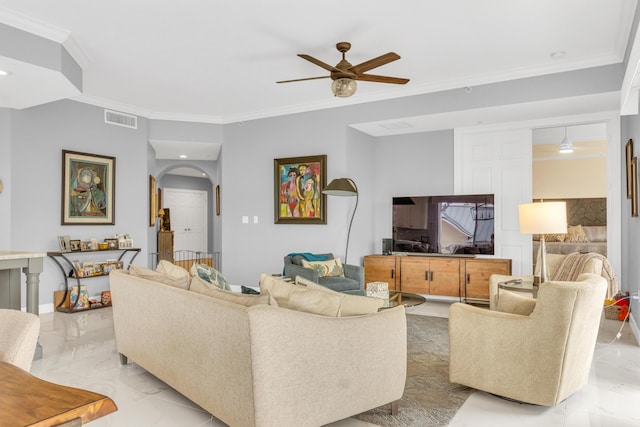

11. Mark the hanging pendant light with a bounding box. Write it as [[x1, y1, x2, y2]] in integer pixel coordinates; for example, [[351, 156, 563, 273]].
[[558, 127, 574, 153]]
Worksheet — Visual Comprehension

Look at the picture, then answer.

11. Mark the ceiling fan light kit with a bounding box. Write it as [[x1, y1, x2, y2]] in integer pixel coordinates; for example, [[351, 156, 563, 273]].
[[277, 41, 409, 97], [331, 78, 357, 97], [558, 127, 574, 153]]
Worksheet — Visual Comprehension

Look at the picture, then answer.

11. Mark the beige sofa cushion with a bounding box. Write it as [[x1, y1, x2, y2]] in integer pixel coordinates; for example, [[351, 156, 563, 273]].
[[295, 276, 383, 315], [259, 274, 383, 316], [190, 275, 276, 307], [130, 264, 191, 290], [260, 274, 341, 316]]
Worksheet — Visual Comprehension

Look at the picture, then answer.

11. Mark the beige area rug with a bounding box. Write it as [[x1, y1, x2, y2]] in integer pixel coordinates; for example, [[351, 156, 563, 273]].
[[354, 314, 473, 427]]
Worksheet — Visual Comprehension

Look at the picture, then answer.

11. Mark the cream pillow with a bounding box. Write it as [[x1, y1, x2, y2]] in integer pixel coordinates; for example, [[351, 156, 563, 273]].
[[295, 276, 383, 315], [565, 225, 589, 243], [156, 260, 191, 286], [301, 258, 345, 277], [130, 264, 190, 290], [259, 273, 342, 316], [496, 290, 536, 316], [190, 275, 277, 307]]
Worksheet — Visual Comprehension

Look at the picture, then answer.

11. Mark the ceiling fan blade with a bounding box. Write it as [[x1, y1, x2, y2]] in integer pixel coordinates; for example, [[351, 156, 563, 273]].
[[276, 75, 331, 84], [349, 52, 401, 75], [298, 54, 341, 72], [356, 74, 410, 84]]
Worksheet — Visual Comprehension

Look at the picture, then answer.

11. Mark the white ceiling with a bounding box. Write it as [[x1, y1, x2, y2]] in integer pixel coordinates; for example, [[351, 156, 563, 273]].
[[0, 0, 635, 167]]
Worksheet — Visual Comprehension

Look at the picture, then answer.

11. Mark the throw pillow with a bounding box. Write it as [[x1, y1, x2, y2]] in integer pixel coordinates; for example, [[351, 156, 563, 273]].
[[301, 258, 345, 277], [544, 233, 566, 242], [156, 260, 191, 286], [189, 263, 230, 291], [565, 224, 589, 243], [259, 273, 341, 316], [496, 290, 536, 316], [190, 275, 277, 307], [129, 264, 190, 290], [295, 276, 383, 315]]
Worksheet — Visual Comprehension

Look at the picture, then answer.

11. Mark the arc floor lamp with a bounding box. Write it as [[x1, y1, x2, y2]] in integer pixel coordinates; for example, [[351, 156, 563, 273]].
[[323, 178, 358, 264]]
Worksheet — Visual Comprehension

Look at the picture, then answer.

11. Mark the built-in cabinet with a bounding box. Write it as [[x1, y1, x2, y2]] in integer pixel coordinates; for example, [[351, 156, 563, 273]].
[[364, 255, 511, 302]]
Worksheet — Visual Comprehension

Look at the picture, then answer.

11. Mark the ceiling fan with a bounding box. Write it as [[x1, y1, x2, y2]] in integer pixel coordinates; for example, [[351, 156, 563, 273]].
[[276, 42, 409, 97]]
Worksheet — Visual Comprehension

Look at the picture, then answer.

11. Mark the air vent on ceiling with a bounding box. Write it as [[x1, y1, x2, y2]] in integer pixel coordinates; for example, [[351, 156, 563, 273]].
[[104, 109, 138, 129]]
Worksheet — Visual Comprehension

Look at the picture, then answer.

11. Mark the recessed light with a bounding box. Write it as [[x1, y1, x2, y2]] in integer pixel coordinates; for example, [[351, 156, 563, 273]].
[[0, 69, 9, 76], [179, 154, 187, 159], [550, 51, 566, 59], [201, 173, 206, 177]]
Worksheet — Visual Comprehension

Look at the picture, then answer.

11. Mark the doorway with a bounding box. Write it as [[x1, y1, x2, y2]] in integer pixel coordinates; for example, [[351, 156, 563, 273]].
[[163, 188, 208, 254]]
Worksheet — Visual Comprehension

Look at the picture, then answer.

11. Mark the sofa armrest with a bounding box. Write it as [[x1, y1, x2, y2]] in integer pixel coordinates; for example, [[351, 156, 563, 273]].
[[344, 263, 364, 290], [247, 305, 407, 426], [283, 263, 319, 282]]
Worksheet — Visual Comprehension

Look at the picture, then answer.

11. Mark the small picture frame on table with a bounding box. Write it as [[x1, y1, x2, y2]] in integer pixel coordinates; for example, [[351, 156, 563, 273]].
[[57, 235, 71, 252]]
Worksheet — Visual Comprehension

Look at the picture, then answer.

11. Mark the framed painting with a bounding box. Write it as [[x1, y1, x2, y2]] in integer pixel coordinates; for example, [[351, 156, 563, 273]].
[[149, 175, 157, 227], [61, 150, 115, 225], [626, 139, 633, 199], [274, 154, 326, 224], [633, 156, 638, 217]]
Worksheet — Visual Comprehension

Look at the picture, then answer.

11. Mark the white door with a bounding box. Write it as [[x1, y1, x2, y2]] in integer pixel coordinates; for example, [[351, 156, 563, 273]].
[[163, 188, 208, 254], [455, 128, 533, 276]]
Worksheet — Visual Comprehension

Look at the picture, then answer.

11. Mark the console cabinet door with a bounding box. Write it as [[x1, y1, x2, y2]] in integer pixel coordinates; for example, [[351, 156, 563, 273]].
[[399, 257, 430, 294], [364, 255, 398, 290], [428, 258, 461, 296], [463, 258, 512, 300]]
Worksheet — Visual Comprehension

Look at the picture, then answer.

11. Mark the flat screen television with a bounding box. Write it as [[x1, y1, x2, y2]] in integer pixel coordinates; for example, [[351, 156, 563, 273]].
[[392, 194, 495, 255]]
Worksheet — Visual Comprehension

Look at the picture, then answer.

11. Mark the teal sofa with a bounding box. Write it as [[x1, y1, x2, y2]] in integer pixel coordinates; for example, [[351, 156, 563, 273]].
[[283, 253, 364, 292]]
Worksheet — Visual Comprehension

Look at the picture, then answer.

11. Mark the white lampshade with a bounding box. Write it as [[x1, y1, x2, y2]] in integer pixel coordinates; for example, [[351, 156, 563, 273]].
[[518, 202, 567, 234]]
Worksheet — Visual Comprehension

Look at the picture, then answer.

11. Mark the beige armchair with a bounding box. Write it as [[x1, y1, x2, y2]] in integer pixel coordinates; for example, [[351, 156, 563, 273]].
[[449, 273, 607, 406], [0, 309, 40, 371]]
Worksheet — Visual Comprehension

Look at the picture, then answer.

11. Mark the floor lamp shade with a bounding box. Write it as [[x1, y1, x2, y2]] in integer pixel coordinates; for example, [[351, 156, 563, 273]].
[[518, 201, 567, 283], [323, 178, 358, 264]]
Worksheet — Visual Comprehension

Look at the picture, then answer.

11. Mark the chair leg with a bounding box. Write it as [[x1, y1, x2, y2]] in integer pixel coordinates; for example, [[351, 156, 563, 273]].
[[119, 353, 128, 365], [391, 400, 399, 415]]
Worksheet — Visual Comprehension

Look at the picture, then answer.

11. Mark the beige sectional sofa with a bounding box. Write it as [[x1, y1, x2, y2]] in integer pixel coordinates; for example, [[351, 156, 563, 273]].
[[110, 268, 407, 427]]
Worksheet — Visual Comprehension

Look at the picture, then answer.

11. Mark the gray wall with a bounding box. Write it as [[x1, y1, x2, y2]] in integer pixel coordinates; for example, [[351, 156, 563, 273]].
[[621, 116, 640, 324], [0, 109, 10, 247], [1, 59, 629, 310]]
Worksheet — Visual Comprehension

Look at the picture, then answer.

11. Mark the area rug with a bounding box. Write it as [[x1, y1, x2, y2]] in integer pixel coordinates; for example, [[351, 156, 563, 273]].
[[354, 314, 473, 427]]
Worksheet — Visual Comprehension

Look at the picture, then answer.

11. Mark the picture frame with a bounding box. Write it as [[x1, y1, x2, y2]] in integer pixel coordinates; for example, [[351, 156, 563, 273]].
[[57, 235, 71, 252], [149, 175, 157, 227], [80, 241, 91, 251], [105, 238, 119, 250], [61, 150, 115, 225], [626, 139, 633, 199], [632, 156, 638, 217], [274, 155, 326, 224], [215, 184, 220, 216], [69, 239, 81, 252]]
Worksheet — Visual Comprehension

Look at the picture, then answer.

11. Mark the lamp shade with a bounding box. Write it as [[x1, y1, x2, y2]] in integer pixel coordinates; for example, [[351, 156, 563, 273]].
[[518, 202, 567, 234], [323, 178, 358, 196]]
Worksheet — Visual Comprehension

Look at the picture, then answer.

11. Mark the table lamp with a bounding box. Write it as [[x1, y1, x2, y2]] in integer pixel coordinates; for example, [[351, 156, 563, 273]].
[[518, 201, 567, 284], [323, 178, 358, 264]]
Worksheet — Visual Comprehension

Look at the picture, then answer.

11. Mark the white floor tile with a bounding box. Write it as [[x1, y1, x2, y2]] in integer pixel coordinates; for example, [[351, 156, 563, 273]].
[[28, 298, 640, 427]]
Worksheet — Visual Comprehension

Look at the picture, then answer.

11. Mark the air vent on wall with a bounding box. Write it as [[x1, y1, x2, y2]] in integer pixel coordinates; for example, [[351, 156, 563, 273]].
[[104, 109, 138, 129]]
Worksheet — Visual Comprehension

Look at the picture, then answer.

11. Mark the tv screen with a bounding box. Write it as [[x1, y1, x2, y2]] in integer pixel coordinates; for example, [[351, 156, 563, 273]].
[[392, 194, 495, 255]]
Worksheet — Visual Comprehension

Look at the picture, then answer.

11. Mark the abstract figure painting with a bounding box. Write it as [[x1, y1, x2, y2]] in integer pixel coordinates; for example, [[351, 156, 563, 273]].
[[61, 150, 115, 225], [274, 155, 326, 224]]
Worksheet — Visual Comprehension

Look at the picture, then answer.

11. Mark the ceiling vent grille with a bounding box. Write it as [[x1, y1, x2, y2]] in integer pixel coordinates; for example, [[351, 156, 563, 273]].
[[104, 109, 138, 129]]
